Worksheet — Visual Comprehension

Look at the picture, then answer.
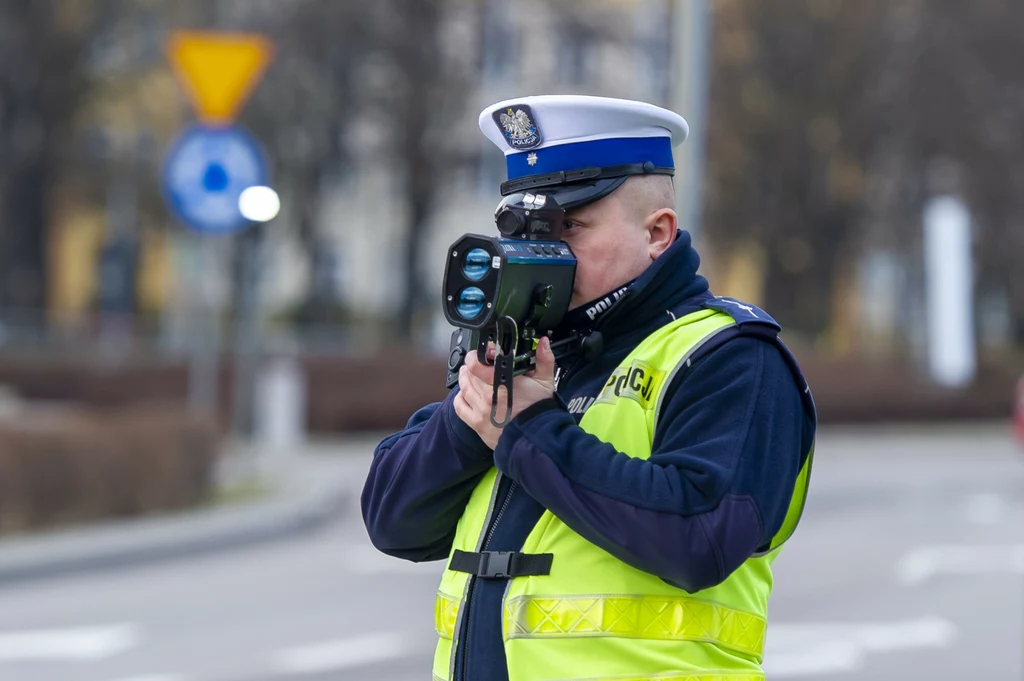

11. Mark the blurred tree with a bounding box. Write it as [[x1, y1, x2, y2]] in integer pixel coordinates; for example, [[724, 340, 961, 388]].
[[705, 0, 1024, 345], [238, 0, 366, 326], [705, 0, 888, 337], [0, 1, 102, 312], [378, 0, 479, 341], [241, 0, 479, 341], [903, 0, 1024, 342]]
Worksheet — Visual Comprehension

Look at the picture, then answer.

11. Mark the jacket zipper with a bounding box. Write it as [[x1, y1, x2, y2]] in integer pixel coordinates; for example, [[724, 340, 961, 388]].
[[458, 476, 517, 681], [483, 481, 516, 548]]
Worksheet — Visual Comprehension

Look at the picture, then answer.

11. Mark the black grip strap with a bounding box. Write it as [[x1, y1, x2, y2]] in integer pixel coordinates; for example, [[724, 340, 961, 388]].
[[449, 549, 553, 579], [489, 350, 515, 428]]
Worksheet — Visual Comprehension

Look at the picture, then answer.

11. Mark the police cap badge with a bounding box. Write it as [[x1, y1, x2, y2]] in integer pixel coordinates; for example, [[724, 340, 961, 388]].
[[493, 104, 542, 151]]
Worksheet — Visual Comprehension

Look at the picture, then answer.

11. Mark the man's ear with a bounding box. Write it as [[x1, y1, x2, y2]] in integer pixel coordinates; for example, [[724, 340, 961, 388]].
[[646, 208, 677, 260]]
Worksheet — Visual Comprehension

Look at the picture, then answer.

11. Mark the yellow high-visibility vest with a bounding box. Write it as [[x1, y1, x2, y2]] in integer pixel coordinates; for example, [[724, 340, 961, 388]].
[[433, 307, 814, 681]]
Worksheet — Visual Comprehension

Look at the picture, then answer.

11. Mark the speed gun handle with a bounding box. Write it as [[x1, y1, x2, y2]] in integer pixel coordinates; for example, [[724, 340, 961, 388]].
[[445, 328, 483, 389]]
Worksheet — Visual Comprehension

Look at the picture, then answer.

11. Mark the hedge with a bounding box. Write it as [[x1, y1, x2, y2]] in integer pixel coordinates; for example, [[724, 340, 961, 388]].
[[0, 405, 218, 534], [0, 350, 1017, 436]]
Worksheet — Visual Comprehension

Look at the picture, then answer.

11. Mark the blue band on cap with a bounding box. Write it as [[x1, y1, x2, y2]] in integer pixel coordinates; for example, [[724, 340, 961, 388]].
[[506, 136, 674, 180]]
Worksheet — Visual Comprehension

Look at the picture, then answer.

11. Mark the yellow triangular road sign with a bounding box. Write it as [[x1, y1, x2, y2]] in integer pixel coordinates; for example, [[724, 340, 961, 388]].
[[168, 31, 274, 125]]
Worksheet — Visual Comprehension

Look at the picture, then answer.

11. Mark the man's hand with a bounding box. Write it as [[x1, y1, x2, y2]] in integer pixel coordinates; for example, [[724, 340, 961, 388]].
[[453, 337, 557, 450]]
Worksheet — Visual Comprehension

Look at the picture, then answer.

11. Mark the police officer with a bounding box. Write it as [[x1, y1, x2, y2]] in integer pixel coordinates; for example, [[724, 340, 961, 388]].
[[362, 95, 816, 681]]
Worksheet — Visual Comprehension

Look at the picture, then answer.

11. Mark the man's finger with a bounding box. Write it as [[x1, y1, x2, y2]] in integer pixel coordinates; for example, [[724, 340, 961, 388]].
[[453, 390, 473, 425], [464, 347, 490, 375], [460, 367, 494, 414], [466, 353, 496, 383], [467, 371, 496, 409], [459, 367, 483, 409], [533, 336, 557, 385]]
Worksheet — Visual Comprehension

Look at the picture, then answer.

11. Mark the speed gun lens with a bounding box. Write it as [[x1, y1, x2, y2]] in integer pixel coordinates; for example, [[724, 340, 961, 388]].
[[496, 209, 523, 236], [456, 287, 486, 319], [462, 248, 490, 281]]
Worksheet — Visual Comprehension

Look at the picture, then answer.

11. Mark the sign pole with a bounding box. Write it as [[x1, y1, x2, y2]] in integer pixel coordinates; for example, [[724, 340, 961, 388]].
[[234, 187, 282, 445], [186, 231, 220, 413], [231, 222, 261, 436]]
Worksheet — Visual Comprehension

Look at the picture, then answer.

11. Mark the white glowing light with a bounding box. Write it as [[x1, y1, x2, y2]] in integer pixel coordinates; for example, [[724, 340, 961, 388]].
[[238, 186, 281, 223]]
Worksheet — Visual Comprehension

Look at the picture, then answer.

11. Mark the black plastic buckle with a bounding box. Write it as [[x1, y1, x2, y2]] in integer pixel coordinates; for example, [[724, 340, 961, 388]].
[[480, 551, 514, 579], [449, 549, 553, 579]]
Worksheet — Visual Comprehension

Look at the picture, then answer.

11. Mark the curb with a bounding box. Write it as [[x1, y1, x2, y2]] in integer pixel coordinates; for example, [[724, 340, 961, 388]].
[[0, 445, 373, 585]]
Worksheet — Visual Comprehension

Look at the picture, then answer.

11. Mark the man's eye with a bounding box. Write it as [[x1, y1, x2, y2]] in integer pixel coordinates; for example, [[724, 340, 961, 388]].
[[563, 221, 579, 231]]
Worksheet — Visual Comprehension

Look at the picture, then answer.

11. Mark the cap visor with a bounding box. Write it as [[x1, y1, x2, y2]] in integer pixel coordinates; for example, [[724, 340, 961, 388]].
[[537, 177, 629, 212]]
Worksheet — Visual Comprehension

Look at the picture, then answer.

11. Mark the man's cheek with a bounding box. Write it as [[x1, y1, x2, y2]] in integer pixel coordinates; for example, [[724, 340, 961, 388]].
[[569, 273, 587, 307], [572, 262, 588, 291]]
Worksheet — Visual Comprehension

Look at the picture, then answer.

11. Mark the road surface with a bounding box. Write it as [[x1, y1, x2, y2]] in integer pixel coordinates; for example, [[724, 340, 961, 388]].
[[0, 426, 1021, 681]]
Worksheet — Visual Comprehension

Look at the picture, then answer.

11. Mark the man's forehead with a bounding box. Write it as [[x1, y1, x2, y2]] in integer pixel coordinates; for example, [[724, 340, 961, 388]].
[[566, 194, 611, 220]]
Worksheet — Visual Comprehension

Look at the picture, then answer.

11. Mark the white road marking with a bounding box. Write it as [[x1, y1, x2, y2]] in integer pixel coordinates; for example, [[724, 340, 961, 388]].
[[0, 623, 139, 662], [763, 640, 861, 677], [897, 544, 1024, 585], [963, 492, 1006, 525], [765, 617, 956, 678], [273, 632, 408, 674]]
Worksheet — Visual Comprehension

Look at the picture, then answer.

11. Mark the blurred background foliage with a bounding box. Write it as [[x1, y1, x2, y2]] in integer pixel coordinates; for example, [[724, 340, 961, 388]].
[[0, 0, 1018, 438], [706, 0, 1024, 353]]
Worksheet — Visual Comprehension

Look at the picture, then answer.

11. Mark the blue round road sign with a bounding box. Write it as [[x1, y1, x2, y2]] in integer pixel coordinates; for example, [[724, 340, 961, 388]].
[[163, 125, 269, 234]]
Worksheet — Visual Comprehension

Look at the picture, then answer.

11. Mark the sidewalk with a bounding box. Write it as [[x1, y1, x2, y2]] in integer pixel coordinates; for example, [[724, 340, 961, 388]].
[[0, 434, 383, 583]]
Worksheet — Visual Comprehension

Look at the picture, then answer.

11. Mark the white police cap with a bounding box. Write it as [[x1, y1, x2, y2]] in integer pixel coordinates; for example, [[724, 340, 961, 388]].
[[479, 95, 689, 208]]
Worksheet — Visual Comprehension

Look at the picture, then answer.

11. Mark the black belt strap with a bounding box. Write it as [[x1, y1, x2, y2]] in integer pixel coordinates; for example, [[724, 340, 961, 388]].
[[449, 549, 553, 579]]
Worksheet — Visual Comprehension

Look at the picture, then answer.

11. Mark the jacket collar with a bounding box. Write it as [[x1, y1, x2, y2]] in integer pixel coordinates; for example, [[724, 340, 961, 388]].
[[553, 230, 711, 355]]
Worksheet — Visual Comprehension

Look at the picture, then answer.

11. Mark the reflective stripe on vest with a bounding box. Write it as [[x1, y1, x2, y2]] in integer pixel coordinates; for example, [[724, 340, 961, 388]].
[[503, 594, 766, 657], [435, 591, 460, 639], [533, 676, 765, 681], [436, 674, 764, 681], [436, 591, 767, 657]]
